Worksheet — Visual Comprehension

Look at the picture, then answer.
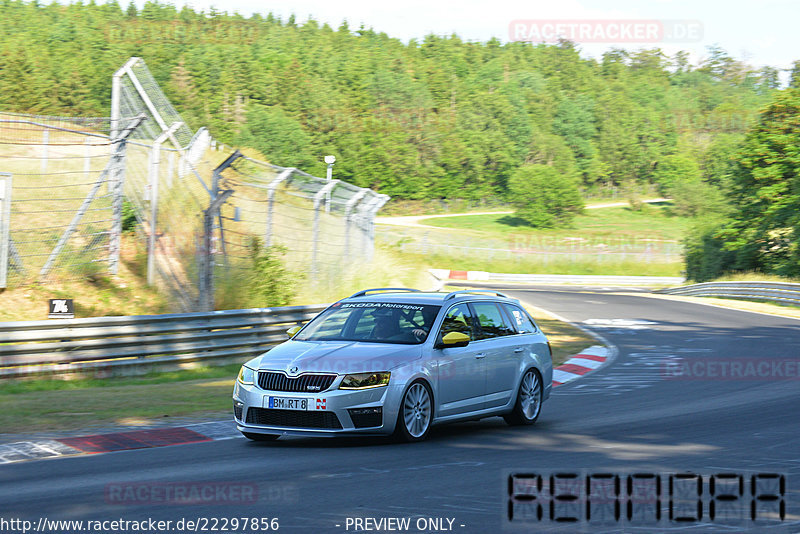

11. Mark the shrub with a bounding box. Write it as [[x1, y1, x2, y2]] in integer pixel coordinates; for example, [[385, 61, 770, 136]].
[[246, 237, 297, 307], [507, 164, 584, 228]]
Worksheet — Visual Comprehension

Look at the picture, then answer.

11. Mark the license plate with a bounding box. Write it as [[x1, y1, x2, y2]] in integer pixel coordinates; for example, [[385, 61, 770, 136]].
[[266, 396, 309, 411]]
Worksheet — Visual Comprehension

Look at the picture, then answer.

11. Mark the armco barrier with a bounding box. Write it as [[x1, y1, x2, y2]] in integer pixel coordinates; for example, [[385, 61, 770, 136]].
[[0, 304, 327, 379], [656, 281, 800, 306]]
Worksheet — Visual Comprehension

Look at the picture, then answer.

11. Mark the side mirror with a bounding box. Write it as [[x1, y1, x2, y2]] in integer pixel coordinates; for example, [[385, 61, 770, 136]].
[[286, 325, 302, 338], [439, 331, 470, 348]]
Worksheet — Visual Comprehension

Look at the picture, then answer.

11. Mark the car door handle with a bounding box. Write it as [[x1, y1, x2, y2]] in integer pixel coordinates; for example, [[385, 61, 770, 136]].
[[514, 348, 524, 353], [475, 353, 486, 359]]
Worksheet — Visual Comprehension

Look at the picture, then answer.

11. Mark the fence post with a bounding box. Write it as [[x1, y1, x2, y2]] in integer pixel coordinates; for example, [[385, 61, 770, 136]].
[[357, 196, 382, 260], [197, 151, 241, 311], [311, 180, 340, 281], [110, 59, 139, 141], [343, 189, 368, 259], [200, 189, 234, 311], [147, 123, 182, 285], [109, 116, 146, 274], [0, 173, 11, 289], [264, 168, 294, 248], [109, 115, 146, 274], [365, 198, 387, 261]]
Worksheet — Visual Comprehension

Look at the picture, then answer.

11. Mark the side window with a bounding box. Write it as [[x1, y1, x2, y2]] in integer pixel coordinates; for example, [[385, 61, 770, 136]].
[[471, 302, 516, 340], [502, 304, 538, 334], [437, 304, 475, 341]]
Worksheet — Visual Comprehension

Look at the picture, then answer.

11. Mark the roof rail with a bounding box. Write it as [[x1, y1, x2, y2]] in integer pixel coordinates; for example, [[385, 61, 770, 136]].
[[348, 288, 422, 299], [444, 289, 509, 300]]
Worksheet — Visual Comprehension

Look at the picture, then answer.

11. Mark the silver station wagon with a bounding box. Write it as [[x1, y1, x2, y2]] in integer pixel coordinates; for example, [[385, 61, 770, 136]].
[[233, 288, 553, 442]]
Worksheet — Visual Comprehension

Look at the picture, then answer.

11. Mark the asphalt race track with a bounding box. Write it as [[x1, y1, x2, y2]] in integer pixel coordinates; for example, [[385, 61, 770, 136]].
[[1, 285, 799, 533]]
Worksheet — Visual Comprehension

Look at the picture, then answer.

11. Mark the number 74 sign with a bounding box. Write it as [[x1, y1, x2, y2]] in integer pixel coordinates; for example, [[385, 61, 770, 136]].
[[49, 299, 75, 319]]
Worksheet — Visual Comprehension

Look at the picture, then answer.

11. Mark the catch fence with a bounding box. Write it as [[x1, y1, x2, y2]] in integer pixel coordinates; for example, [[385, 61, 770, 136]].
[[0, 111, 142, 285], [218, 155, 388, 278], [1, 57, 389, 312]]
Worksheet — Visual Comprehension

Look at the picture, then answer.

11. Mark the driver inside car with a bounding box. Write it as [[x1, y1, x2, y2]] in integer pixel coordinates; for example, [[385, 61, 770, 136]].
[[411, 307, 438, 340], [369, 308, 400, 339]]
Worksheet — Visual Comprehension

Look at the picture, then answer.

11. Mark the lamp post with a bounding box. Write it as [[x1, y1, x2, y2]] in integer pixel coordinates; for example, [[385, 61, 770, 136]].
[[324, 155, 335, 213]]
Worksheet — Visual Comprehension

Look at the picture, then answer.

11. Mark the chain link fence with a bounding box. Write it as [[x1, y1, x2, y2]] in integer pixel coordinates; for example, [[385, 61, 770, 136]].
[[1, 57, 390, 312], [0, 112, 121, 285], [209, 155, 389, 300]]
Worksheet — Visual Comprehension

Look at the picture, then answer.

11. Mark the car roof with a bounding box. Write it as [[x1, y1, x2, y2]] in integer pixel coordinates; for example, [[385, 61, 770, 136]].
[[342, 289, 519, 306]]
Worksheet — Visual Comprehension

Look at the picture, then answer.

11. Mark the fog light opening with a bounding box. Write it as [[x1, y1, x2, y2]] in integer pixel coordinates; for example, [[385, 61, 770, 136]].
[[348, 407, 383, 428]]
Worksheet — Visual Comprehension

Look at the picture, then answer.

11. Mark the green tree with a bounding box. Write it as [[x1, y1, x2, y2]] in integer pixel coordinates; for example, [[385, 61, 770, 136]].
[[652, 154, 701, 195], [235, 105, 315, 169], [683, 216, 735, 281], [0, 2, 778, 204], [790, 60, 800, 88], [716, 88, 800, 276], [552, 95, 598, 182], [507, 164, 583, 227]]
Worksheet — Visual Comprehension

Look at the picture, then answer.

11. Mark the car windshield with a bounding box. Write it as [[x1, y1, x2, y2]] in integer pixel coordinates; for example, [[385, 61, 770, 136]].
[[295, 302, 442, 344]]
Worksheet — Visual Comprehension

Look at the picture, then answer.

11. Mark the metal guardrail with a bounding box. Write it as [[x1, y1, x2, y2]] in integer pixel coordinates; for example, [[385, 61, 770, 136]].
[[656, 281, 800, 306], [0, 304, 328, 379]]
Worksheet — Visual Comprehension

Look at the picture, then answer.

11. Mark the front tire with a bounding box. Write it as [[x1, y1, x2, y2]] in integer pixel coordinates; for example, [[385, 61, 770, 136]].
[[504, 369, 543, 426], [242, 432, 280, 442], [393, 380, 433, 442]]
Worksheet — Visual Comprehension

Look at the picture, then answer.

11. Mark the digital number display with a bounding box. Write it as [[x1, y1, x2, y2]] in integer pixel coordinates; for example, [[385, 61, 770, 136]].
[[506, 471, 786, 526]]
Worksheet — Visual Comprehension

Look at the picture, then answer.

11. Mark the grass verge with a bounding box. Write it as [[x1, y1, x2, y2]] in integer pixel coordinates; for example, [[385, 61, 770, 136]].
[[380, 202, 686, 276], [0, 237, 169, 321], [402, 250, 683, 277], [420, 203, 688, 242], [0, 365, 241, 435]]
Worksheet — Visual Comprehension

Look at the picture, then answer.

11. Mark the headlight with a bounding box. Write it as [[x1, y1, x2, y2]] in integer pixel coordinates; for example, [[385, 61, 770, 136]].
[[339, 372, 391, 390], [238, 365, 255, 385]]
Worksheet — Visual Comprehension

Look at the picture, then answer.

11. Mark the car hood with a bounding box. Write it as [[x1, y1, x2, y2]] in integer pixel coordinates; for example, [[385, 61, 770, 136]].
[[250, 340, 423, 375]]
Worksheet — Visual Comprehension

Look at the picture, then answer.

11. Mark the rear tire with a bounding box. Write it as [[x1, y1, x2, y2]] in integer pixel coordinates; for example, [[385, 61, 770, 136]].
[[393, 380, 433, 442], [504, 369, 543, 426], [242, 432, 280, 442]]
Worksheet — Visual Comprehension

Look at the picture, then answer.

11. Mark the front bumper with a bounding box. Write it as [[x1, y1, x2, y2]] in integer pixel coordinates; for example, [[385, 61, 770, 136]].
[[233, 378, 402, 437]]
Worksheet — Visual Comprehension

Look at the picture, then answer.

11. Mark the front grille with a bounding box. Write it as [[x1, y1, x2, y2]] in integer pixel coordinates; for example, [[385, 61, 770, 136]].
[[258, 371, 336, 393], [246, 408, 342, 429], [348, 407, 383, 428]]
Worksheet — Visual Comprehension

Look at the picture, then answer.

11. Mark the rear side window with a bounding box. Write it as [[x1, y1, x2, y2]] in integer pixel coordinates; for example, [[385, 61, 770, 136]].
[[471, 302, 516, 339], [502, 304, 537, 334]]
